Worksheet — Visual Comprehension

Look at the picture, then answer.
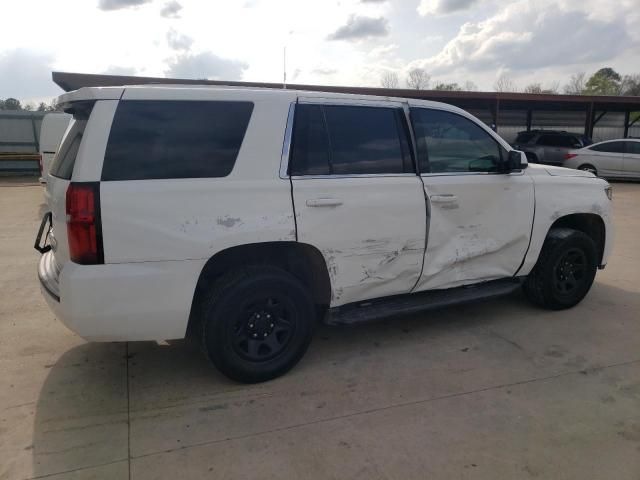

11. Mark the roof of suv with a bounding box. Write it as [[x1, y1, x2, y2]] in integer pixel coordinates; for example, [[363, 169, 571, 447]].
[[56, 84, 467, 115]]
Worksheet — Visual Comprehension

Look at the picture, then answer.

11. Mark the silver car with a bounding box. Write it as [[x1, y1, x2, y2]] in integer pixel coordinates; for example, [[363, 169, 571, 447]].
[[563, 138, 640, 179]]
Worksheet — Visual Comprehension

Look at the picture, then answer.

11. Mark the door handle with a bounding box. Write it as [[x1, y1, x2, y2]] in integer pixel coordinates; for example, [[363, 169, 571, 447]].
[[430, 194, 458, 204], [306, 198, 344, 207]]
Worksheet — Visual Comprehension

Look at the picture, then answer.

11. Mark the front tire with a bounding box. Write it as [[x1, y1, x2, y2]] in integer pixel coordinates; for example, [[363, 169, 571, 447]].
[[200, 266, 316, 383], [524, 228, 598, 310]]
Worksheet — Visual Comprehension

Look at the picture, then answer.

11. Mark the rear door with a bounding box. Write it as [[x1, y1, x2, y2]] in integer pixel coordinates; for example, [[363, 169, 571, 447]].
[[410, 106, 534, 291], [623, 141, 640, 178], [586, 141, 626, 177], [289, 98, 427, 306]]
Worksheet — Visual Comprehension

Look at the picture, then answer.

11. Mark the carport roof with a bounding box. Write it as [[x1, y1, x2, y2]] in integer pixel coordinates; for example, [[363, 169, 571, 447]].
[[52, 71, 640, 113]]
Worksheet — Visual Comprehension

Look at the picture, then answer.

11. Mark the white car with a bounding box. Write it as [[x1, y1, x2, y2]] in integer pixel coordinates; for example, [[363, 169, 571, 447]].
[[38, 112, 71, 183], [563, 138, 640, 179], [35, 85, 614, 382]]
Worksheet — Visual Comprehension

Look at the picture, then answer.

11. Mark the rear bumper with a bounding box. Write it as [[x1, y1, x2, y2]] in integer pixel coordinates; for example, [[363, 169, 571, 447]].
[[38, 252, 205, 341]]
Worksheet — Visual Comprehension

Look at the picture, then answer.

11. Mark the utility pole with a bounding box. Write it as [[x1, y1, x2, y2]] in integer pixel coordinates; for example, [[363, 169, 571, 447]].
[[283, 46, 287, 89]]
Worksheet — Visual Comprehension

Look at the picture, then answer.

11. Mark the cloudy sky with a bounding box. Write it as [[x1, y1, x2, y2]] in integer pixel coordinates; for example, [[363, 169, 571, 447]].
[[0, 0, 638, 103]]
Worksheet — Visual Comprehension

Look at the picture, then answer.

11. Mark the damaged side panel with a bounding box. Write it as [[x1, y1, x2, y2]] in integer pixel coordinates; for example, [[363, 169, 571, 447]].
[[416, 173, 535, 291], [291, 176, 427, 306]]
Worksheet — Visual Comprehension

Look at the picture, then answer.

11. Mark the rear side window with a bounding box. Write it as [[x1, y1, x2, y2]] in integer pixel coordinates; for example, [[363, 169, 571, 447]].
[[538, 135, 576, 148], [102, 101, 253, 181], [50, 103, 93, 180], [628, 142, 640, 155], [290, 104, 413, 176], [590, 141, 626, 154], [515, 132, 536, 144]]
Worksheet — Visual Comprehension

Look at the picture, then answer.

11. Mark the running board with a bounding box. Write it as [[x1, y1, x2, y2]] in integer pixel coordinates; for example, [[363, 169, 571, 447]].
[[326, 278, 523, 326]]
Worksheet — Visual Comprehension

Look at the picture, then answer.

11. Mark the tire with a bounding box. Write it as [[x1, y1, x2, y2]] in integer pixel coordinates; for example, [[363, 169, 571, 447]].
[[525, 152, 538, 163], [200, 266, 315, 383], [523, 228, 598, 310], [578, 164, 598, 176]]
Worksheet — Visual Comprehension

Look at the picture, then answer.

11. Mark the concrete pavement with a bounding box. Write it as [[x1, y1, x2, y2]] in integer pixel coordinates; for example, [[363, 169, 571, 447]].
[[1, 179, 639, 479]]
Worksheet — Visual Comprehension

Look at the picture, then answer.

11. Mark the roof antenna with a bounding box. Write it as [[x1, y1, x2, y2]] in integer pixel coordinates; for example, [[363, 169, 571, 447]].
[[283, 46, 287, 89]]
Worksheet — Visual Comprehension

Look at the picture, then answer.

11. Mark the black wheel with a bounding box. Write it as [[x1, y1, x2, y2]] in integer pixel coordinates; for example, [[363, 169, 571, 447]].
[[200, 266, 315, 383], [523, 228, 598, 310], [578, 164, 598, 176], [525, 152, 538, 163]]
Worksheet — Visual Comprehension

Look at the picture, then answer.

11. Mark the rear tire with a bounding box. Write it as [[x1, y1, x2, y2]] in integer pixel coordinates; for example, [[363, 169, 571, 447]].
[[524, 228, 597, 310], [578, 164, 598, 176], [200, 266, 315, 383]]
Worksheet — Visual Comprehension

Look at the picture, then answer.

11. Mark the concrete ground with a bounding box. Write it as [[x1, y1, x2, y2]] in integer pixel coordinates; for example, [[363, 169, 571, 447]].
[[1, 178, 639, 480]]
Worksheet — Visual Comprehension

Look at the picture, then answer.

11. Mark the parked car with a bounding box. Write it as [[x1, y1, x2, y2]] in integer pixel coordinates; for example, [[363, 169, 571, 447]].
[[35, 86, 613, 382], [563, 138, 640, 179], [38, 112, 71, 184], [512, 130, 593, 165]]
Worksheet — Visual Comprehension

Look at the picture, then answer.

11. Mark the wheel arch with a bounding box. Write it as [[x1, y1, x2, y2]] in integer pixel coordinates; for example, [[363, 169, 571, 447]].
[[548, 213, 606, 266], [187, 241, 331, 335]]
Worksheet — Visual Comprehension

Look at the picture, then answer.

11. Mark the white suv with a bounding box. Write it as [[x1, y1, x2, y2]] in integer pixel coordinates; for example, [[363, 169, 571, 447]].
[[36, 85, 614, 382]]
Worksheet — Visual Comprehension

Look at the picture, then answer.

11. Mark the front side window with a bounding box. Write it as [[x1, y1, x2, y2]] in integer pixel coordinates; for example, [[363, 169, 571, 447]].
[[411, 108, 504, 173], [590, 141, 626, 154], [289, 104, 413, 176], [102, 100, 253, 181]]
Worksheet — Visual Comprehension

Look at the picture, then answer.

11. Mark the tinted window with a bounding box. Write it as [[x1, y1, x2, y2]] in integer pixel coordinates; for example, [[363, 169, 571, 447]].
[[515, 132, 536, 144], [50, 103, 93, 180], [628, 142, 640, 155], [102, 101, 253, 181], [290, 104, 412, 175], [290, 105, 331, 175], [538, 135, 576, 148], [411, 108, 504, 173], [590, 141, 626, 154]]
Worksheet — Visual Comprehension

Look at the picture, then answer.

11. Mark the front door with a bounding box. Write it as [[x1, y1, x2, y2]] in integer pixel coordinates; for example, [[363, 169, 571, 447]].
[[409, 106, 535, 291], [289, 99, 427, 306]]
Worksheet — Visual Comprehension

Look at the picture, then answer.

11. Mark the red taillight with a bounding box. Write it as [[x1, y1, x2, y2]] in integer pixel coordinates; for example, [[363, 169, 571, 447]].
[[38, 154, 43, 175], [564, 153, 578, 160], [66, 182, 103, 265]]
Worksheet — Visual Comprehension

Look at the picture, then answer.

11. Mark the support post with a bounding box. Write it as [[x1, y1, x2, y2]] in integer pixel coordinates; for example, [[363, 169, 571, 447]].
[[526, 109, 532, 132], [30, 114, 39, 153], [584, 103, 595, 139], [624, 110, 630, 138]]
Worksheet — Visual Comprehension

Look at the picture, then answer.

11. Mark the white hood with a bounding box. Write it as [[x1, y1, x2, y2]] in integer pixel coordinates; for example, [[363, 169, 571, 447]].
[[542, 164, 596, 178]]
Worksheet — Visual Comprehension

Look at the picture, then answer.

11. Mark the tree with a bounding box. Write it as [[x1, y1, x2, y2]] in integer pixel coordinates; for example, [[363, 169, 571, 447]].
[[433, 82, 462, 91], [524, 82, 559, 94], [494, 75, 517, 92], [621, 74, 640, 96], [584, 67, 622, 95], [380, 71, 399, 89], [462, 80, 478, 92], [563, 72, 586, 95], [1, 98, 22, 110], [406, 68, 430, 90], [523, 83, 543, 94]]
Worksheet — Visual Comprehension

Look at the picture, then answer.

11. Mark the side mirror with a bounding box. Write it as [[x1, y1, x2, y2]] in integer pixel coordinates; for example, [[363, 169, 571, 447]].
[[504, 150, 527, 172]]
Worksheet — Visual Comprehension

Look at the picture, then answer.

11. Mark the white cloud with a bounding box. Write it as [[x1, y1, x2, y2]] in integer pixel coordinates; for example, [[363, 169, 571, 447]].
[[311, 67, 338, 75], [327, 15, 389, 41], [98, 0, 151, 11], [160, 0, 182, 18], [368, 44, 397, 57], [165, 51, 248, 80], [418, 0, 482, 16], [166, 28, 193, 51], [103, 65, 139, 75], [0, 49, 61, 99], [410, 0, 635, 79]]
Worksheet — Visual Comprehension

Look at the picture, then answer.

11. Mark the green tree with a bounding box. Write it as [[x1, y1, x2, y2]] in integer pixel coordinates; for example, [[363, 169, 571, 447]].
[[584, 68, 622, 95], [2, 98, 22, 110]]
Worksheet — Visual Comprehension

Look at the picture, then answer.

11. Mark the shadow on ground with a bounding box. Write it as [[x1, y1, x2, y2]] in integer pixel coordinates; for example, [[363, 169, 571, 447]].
[[30, 281, 640, 478]]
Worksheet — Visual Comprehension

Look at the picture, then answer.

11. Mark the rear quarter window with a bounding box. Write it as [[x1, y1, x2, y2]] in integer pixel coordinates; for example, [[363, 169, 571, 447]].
[[102, 100, 253, 181], [49, 103, 93, 180]]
